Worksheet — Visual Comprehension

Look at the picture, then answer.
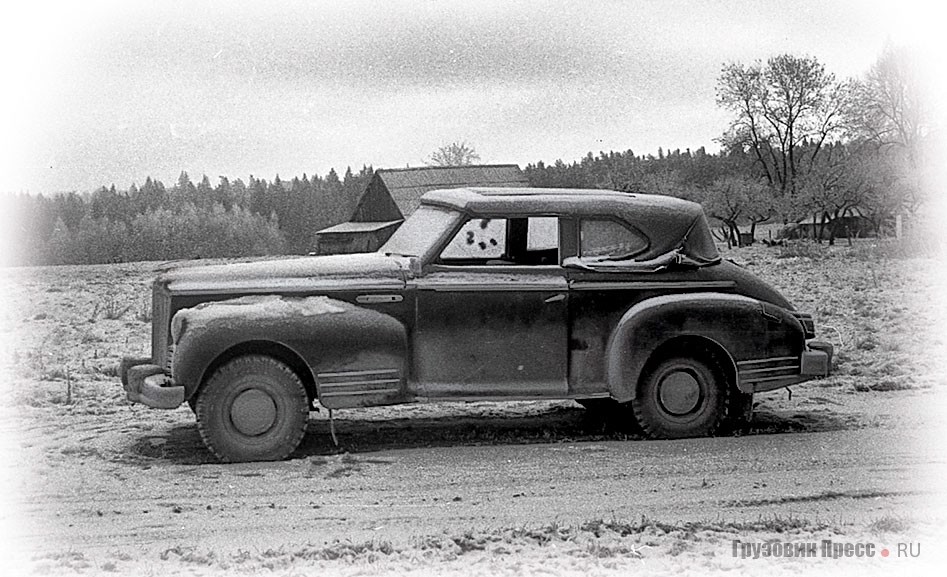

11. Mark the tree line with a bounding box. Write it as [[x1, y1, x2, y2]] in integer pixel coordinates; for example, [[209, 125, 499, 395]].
[[9, 167, 373, 266], [7, 45, 932, 265]]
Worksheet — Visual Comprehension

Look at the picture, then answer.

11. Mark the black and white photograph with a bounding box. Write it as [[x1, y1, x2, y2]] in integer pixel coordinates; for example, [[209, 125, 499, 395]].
[[1, 1, 945, 575]]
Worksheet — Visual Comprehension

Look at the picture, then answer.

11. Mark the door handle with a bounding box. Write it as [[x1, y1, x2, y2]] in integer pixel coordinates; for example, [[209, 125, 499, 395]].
[[544, 294, 566, 304], [356, 294, 403, 304]]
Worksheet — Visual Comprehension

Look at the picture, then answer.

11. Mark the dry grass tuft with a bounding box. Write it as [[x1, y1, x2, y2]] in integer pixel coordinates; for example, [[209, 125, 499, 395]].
[[90, 291, 132, 321], [867, 515, 913, 534]]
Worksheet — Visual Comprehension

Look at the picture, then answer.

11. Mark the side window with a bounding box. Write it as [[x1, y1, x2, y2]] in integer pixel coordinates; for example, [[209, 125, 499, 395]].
[[437, 216, 560, 265], [580, 219, 648, 260], [526, 217, 558, 251], [440, 218, 506, 260]]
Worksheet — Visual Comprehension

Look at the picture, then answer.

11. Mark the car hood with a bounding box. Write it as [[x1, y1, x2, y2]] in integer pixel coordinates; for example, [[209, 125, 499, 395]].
[[156, 253, 409, 295]]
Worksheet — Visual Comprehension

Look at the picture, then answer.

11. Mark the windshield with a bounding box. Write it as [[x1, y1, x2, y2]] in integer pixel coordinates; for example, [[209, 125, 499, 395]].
[[380, 206, 462, 259]]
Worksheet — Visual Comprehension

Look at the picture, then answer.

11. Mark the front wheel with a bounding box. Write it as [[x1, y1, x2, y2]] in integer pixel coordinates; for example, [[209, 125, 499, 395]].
[[631, 354, 728, 439], [196, 355, 309, 462]]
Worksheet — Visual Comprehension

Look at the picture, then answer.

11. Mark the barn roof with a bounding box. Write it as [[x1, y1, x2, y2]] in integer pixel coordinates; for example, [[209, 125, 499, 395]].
[[314, 220, 403, 235], [376, 164, 528, 216]]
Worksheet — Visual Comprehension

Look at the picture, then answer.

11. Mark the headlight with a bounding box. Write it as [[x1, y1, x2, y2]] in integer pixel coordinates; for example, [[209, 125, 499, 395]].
[[790, 311, 816, 339]]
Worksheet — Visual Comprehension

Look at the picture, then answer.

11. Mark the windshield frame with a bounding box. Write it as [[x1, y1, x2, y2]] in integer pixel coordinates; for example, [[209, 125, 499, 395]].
[[379, 205, 464, 264]]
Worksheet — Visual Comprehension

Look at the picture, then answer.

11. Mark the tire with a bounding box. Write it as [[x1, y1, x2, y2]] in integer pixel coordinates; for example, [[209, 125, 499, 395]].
[[195, 355, 309, 462], [631, 353, 728, 439]]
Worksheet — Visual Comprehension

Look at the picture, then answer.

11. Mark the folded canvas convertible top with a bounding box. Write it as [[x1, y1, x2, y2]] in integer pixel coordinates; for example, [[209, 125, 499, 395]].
[[422, 187, 721, 267]]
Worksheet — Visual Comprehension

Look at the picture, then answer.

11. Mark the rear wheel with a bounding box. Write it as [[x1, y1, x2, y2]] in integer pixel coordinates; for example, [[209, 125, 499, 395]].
[[196, 355, 309, 462], [631, 354, 728, 438]]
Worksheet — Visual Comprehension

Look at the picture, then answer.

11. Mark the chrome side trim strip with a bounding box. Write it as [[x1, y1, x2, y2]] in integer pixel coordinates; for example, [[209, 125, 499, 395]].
[[737, 356, 803, 384], [742, 374, 802, 384], [320, 389, 401, 398], [356, 294, 403, 304], [739, 365, 800, 376], [569, 281, 736, 291], [171, 281, 404, 296], [320, 379, 401, 389], [418, 284, 565, 292], [318, 369, 400, 379], [737, 356, 798, 366], [317, 368, 402, 399]]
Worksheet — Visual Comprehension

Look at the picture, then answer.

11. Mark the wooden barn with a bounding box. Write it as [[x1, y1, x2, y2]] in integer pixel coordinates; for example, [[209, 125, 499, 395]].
[[314, 164, 528, 254]]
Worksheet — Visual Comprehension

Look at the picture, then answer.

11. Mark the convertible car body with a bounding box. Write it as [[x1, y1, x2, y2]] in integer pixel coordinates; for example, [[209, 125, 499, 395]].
[[121, 187, 832, 462]]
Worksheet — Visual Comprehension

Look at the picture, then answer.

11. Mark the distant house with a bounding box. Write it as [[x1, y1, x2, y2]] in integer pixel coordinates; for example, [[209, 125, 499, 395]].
[[314, 164, 528, 254], [777, 215, 883, 241]]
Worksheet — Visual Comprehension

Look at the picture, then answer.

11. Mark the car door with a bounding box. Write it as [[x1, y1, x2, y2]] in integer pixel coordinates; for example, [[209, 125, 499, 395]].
[[564, 217, 658, 395], [413, 216, 569, 398]]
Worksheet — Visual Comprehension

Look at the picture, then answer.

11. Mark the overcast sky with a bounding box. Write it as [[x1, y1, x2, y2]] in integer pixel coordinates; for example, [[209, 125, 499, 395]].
[[1, 0, 942, 195]]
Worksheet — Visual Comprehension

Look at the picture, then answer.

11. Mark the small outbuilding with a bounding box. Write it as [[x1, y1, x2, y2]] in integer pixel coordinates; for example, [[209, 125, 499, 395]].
[[777, 215, 882, 241], [314, 164, 528, 254]]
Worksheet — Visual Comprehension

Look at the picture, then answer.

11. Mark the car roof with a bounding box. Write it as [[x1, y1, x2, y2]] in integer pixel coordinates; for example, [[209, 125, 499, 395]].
[[420, 186, 703, 218]]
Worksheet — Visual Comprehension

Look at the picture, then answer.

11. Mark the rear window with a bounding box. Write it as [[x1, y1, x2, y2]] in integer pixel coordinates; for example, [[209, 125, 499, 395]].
[[580, 219, 648, 260]]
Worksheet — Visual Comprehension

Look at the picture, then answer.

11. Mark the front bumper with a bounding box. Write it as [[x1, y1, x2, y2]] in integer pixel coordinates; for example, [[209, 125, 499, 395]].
[[801, 341, 833, 376], [119, 357, 185, 409], [737, 340, 834, 393]]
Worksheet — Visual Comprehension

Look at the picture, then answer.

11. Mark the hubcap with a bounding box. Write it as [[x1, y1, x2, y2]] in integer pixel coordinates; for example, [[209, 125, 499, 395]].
[[230, 388, 277, 436], [658, 370, 701, 415]]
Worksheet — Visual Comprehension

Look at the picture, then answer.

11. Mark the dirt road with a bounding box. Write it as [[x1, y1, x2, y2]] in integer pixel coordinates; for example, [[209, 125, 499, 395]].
[[3, 386, 945, 575]]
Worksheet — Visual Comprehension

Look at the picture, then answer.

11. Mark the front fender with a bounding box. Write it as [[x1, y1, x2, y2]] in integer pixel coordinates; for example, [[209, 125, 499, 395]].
[[171, 295, 409, 408], [605, 293, 805, 401]]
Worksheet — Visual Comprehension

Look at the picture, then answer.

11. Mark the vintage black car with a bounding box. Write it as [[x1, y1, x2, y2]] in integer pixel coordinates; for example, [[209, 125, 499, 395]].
[[121, 187, 832, 462]]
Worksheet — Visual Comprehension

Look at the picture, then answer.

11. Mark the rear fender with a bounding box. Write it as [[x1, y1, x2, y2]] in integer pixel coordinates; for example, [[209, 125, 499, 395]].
[[605, 293, 803, 401], [170, 295, 409, 408]]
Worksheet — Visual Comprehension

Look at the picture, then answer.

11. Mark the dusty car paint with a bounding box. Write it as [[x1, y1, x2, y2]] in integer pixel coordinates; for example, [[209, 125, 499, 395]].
[[169, 295, 411, 409], [413, 269, 569, 398]]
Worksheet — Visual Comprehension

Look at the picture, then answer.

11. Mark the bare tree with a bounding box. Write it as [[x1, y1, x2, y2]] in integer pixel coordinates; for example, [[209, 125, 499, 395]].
[[848, 44, 928, 164], [690, 175, 778, 248], [428, 142, 481, 166], [846, 45, 930, 218], [716, 55, 850, 197]]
